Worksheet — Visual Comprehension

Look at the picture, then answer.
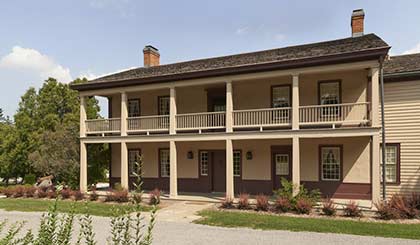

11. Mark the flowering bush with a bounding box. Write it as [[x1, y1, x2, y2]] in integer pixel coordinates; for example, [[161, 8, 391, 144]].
[[321, 198, 337, 216], [275, 197, 291, 213], [60, 188, 72, 199], [295, 198, 312, 214], [149, 188, 161, 205], [72, 190, 84, 201], [256, 194, 269, 211], [237, 193, 250, 210], [344, 201, 362, 217]]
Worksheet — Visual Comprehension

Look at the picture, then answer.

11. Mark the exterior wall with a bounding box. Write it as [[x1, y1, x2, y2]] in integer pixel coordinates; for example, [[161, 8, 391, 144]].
[[383, 80, 420, 197]]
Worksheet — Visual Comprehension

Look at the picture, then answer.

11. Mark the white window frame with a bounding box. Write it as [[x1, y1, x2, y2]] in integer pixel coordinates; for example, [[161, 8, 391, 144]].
[[233, 151, 241, 177], [380, 144, 399, 184], [200, 151, 209, 176], [275, 153, 289, 176], [160, 149, 170, 177], [321, 146, 341, 181]]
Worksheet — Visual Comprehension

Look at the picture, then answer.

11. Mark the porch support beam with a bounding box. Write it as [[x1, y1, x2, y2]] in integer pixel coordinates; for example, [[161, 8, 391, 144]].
[[370, 67, 379, 127], [226, 139, 234, 199], [169, 140, 178, 197], [371, 134, 380, 202], [292, 74, 300, 130], [80, 142, 88, 192], [169, 87, 177, 135], [226, 81, 233, 133], [292, 136, 300, 195], [121, 92, 128, 136], [121, 142, 129, 190], [80, 96, 87, 137]]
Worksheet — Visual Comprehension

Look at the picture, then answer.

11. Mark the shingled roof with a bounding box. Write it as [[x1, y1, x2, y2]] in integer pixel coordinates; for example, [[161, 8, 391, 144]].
[[72, 33, 389, 91], [384, 53, 420, 82]]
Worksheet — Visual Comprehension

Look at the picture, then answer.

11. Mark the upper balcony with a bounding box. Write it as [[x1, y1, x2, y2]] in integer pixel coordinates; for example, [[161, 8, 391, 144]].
[[80, 67, 378, 137]]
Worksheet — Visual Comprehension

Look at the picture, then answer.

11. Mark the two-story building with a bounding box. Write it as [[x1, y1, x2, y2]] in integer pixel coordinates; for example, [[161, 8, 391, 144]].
[[71, 9, 420, 202]]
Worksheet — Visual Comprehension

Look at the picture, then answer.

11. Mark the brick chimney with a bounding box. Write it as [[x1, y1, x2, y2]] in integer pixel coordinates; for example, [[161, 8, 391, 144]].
[[143, 45, 160, 67], [351, 9, 365, 37]]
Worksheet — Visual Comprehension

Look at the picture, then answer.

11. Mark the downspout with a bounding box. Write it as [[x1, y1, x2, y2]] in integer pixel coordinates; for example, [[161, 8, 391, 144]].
[[379, 56, 387, 201]]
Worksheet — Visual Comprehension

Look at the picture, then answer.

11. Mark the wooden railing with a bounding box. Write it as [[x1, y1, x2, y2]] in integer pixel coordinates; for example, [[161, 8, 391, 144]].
[[127, 115, 169, 132], [299, 102, 370, 125], [85, 118, 121, 133], [176, 111, 226, 130], [233, 107, 292, 128]]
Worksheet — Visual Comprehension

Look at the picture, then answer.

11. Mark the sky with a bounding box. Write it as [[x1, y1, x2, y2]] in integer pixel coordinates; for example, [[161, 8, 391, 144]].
[[1, 0, 420, 117]]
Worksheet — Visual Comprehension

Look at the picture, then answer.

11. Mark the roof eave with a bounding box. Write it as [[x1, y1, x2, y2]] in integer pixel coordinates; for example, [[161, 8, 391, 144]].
[[384, 70, 420, 82]]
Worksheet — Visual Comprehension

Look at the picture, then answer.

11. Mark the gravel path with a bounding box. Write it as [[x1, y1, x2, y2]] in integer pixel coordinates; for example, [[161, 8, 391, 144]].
[[0, 209, 418, 245]]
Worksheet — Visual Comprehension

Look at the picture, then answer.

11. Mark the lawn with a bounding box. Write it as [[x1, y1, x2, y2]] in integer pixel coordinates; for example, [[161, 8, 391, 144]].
[[195, 210, 420, 240], [0, 198, 153, 217]]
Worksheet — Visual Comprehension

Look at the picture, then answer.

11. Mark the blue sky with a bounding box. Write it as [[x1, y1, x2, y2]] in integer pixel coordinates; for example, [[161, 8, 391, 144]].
[[1, 0, 420, 117]]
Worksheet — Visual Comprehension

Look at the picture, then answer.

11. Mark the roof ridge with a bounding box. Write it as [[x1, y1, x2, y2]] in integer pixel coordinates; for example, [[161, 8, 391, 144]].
[[389, 52, 420, 58]]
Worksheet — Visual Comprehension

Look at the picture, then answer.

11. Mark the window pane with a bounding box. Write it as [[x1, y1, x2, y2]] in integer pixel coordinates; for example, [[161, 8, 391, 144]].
[[159, 97, 170, 115], [321, 147, 340, 181], [380, 145, 398, 183], [320, 82, 340, 105], [272, 87, 290, 107], [275, 154, 289, 175], [128, 150, 140, 176], [128, 100, 140, 117], [160, 149, 170, 177], [200, 151, 209, 176], [233, 151, 241, 176]]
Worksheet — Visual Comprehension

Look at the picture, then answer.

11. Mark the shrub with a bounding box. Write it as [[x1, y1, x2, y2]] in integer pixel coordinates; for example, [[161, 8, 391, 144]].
[[89, 190, 99, 201], [408, 193, 420, 210], [275, 197, 291, 213], [60, 188, 72, 199], [113, 183, 123, 191], [37, 188, 48, 198], [273, 178, 320, 206], [389, 195, 419, 219], [321, 198, 337, 216], [13, 186, 25, 198], [295, 198, 313, 214], [72, 190, 84, 201], [374, 201, 400, 220], [237, 193, 250, 210], [221, 196, 234, 209], [113, 190, 129, 203], [256, 194, 269, 211], [47, 190, 57, 199], [25, 186, 37, 197], [24, 174, 37, 185], [3, 187, 14, 198], [344, 201, 362, 217], [149, 188, 161, 205], [131, 193, 142, 204]]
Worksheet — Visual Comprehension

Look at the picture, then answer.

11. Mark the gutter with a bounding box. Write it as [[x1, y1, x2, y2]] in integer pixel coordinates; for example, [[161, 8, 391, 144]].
[[379, 56, 387, 201], [383, 70, 420, 82]]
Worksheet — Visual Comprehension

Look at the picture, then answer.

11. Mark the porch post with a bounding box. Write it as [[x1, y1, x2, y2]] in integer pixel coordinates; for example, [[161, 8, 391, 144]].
[[169, 87, 177, 135], [121, 92, 128, 136], [80, 142, 88, 192], [226, 81, 233, 133], [121, 142, 129, 190], [292, 136, 300, 195], [80, 96, 87, 137], [226, 139, 234, 199], [292, 74, 300, 130], [370, 67, 379, 127], [169, 140, 178, 197], [371, 134, 380, 201]]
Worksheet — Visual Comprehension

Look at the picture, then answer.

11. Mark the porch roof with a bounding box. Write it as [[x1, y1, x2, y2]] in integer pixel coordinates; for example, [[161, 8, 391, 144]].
[[71, 34, 389, 91]]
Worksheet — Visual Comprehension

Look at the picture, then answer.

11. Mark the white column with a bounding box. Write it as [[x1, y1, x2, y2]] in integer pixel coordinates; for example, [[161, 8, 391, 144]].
[[80, 96, 87, 137], [169, 87, 177, 135], [120, 142, 129, 190], [169, 140, 178, 198], [226, 139, 234, 199], [121, 92, 128, 136], [80, 142, 88, 192], [292, 136, 300, 196], [226, 81, 233, 133], [370, 67, 379, 127], [371, 134, 380, 202], [292, 74, 300, 130]]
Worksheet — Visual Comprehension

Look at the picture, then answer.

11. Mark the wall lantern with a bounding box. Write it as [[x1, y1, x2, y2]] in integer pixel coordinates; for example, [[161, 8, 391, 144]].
[[246, 151, 253, 160], [187, 151, 194, 159]]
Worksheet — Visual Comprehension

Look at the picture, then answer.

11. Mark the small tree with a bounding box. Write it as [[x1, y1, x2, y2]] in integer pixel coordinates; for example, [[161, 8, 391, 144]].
[[131, 154, 145, 204]]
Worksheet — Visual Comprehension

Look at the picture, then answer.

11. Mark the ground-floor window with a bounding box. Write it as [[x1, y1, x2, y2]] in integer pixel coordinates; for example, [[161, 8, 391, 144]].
[[320, 146, 341, 181], [381, 144, 400, 184], [275, 154, 289, 176], [160, 149, 170, 177], [233, 151, 241, 177], [128, 149, 141, 176], [200, 151, 209, 176]]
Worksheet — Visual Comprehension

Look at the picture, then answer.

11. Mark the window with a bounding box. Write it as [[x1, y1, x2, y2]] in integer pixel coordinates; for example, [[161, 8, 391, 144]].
[[160, 149, 170, 177], [321, 146, 341, 181], [128, 149, 141, 176], [319, 81, 340, 105], [128, 99, 140, 117], [275, 154, 289, 176], [381, 144, 400, 184], [158, 96, 170, 115], [233, 151, 241, 177], [272, 86, 290, 108], [200, 151, 209, 176]]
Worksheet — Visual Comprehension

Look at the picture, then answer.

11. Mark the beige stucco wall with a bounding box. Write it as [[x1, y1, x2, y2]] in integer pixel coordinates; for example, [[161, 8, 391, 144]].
[[300, 137, 371, 183]]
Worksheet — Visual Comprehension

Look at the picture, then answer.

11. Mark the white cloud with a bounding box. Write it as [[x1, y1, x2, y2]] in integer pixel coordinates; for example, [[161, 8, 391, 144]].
[[403, 42, 420, 55], [79, 66, 137, 80], [0, 46, 72, 82]]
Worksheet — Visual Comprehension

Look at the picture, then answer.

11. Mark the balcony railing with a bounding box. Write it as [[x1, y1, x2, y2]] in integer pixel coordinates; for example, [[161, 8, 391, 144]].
[[233, 107, 292, 128], [176, 111, 226, 130], [127, 115, 169, 133], [85, 118, 121, 134], [299, 102, 370, 125]]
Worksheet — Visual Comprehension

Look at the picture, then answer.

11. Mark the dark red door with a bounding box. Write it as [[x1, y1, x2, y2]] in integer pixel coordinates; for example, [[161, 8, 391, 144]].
[[272, 146, 292, 190], [212, 150, 226, 192]]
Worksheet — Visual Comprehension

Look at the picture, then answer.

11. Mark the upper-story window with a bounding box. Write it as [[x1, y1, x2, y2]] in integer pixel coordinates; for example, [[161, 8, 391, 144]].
[[158, 96, 170, 115], [319, 81, 341, 105], [128, 99, 140, 117], [272, 86, 290, 108]]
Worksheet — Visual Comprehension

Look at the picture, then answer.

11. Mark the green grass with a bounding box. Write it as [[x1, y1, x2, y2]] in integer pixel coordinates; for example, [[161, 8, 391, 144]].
[[0, 198, 153, 217], [195, 210, 420, 240]]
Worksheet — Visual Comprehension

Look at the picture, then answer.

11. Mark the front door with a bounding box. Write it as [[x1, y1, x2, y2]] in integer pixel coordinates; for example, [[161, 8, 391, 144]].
[[212, 150, 226, 192], [272, 146, 292, 190]]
